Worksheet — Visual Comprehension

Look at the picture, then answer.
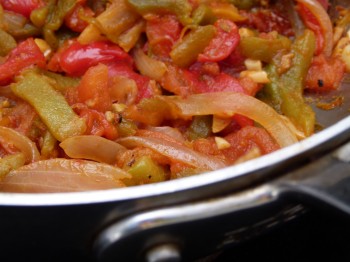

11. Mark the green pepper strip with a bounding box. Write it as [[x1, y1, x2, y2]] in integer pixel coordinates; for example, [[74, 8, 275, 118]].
[[187, 115, 212, 141], [263, 29, 316, 136], [43, 0, 77, 49], [228, 0, 259, 9], [170, 25, 216, 68], [239, 35, 292, 63], [11, 70, 86, 142], [192, 4, 217, 26], [125, 156, 167, 186], [0, 153, 26, 180], [0, 28, 17, 56], [127, 0, 193, 25]]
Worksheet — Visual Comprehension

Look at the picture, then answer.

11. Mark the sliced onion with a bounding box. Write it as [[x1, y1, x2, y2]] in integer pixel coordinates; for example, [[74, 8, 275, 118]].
[[159, 92, 298, 147], [133, 47, 168, 81], [59, 135, 127, 164], [296, 0, 333, 56], [0, 126, 40, 163], [0, 159, 131, 193], [118, 136, 227, 171], [145, 126, 186, 143]]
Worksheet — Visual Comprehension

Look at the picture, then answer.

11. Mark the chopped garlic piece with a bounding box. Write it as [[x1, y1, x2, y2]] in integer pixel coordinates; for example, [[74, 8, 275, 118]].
[[34, 38, 52, 58], [112, 103, 126, 113], [105, 111, 115, 122], [234, 147, 261, 164], [212, 115, 231, 133], [244, 59, 262, 71], [215, 137, 231, 150], [240, 70, 270, 84]]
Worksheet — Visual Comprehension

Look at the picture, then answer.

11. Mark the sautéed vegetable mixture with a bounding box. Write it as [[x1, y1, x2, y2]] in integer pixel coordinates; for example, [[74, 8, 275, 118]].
[[0, 0, 348, 192]]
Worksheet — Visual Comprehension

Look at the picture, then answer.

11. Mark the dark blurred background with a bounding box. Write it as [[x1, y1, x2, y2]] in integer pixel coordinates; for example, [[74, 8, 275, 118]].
[[216, 209, 350, 261]]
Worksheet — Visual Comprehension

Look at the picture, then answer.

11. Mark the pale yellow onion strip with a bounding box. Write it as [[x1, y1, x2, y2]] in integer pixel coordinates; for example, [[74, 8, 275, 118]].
[[159, 92, 298, 147], [0, 126, 40, 163], [59, 135, 127, 164], [133, 47, 168, 81], [118, 136, 227, 171], [0, 159, 131, 193], [296, 0, 333, 56]]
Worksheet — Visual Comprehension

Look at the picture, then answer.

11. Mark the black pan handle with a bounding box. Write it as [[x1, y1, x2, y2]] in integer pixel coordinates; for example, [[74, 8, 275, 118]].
[[275, 140, 350, 217]]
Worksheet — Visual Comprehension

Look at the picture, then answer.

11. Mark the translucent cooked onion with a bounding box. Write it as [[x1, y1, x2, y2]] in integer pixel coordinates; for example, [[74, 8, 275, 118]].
[[60, 135, 127, 164], [159, 92, 298, 147], [296, 0, 333, 56], [145, 126, 186, 143], [0, 126, 40, 163], [118, 136, 227, 171], [133, 47, 168, 81], [0, 159, 131, 193]]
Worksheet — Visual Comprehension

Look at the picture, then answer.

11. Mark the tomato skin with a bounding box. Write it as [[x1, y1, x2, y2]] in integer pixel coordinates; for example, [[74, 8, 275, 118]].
[[77, 63, 111, 112], [145, 14, 182, 58], [198, 19, 240, 63], [296, 3, 323, 55], [78, 107, 118, 140], [222, 126, 279, 163], [0, 0, 43, 18], [0, 38, 46, 85], [108, 62, 153, 102], [305, 54, 345, 91], [57, 41, 133, 77], [64, 2, 94, 32]]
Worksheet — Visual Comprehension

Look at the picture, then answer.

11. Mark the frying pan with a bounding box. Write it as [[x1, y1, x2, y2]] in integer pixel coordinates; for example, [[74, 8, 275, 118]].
[[1, 3, 350, 262]]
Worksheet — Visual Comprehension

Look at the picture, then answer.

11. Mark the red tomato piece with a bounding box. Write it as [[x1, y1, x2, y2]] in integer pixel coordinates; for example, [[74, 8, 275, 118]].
[[145, 14, 182, 58], [108, 62, 153, 102], [200, 73, 246, 94], [296, 3, 324, 55], [64, 2, 94, 32], [305, 54, 345, 91], [77, 63, 111, 112], [198, 19, 240, 63], [222, 126, 280, 163], [0, 38, 46, 85], [78, 107, 118, 140], [0, 0, 43, 18], [57, 41, 133, 77]]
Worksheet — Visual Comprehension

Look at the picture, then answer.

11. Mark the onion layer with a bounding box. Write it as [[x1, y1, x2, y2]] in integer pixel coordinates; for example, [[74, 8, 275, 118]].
[[0, 159, 131, 193], [159, 92, 298, 147], [0, 126, 40, 163], [118, 136, 227, 171], [60, 135, 127, 164], [296, 0, 333, 56]]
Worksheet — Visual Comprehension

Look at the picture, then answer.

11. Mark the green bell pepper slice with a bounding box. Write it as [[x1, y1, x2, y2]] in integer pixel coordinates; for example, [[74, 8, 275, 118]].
[[11, 70, 86, 142]]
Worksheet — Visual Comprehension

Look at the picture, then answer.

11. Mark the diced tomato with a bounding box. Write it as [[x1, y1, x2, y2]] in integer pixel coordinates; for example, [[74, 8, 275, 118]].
[[239, 8, 294, 37], [107, 62, 154, 102], [52, 40, 133, 77], [78, 107, 118, 140], [198, 19, 240, 63], [0, 38, 46, 85], [77, 63, 111, 112], [145, 14, 182, 58], [222, 126, 280, 163], [198, 73, 246, 94], [64, 2, 94, 32], [296, 3, 323, 55], [0, 0, 43, 18], [305, 54, 345, 91]]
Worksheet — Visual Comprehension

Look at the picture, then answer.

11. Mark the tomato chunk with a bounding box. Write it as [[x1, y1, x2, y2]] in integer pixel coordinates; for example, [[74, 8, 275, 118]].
[[0, 38, 46, 85], [0, 0, 43, 18], [305, 54, 345, 91], [55, 41, 133, 77], [198, 19, 240, 63]]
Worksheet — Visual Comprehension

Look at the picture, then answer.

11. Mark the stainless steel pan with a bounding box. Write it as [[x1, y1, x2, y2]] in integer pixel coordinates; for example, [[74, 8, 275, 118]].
[[2, 2, 350, 261]]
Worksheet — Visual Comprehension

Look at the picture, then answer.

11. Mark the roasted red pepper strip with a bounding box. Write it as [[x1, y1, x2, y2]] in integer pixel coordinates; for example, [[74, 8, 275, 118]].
[[198, 19, 240, 62], [0, 38, 46, 85], [54, 41, 133, 77], [0, 0, 44, 18]]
